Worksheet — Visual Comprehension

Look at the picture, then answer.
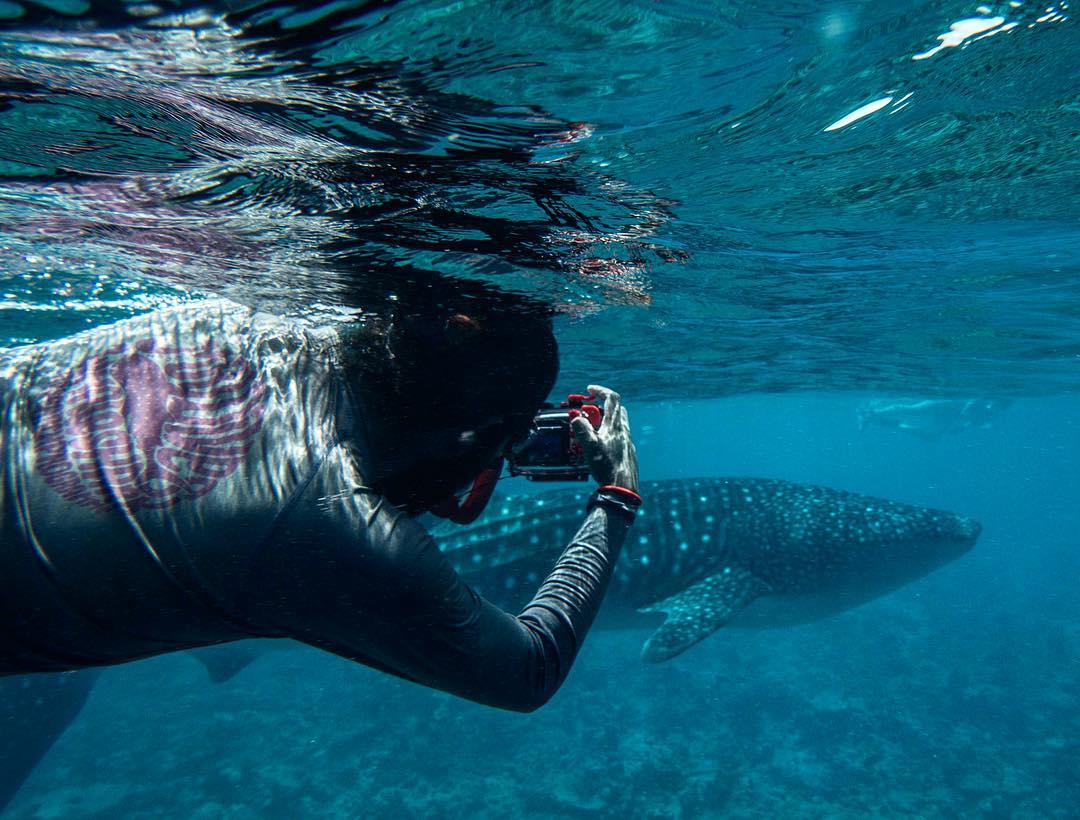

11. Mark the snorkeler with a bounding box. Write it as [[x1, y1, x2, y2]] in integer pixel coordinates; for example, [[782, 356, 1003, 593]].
[[0, 282, 639, 712]]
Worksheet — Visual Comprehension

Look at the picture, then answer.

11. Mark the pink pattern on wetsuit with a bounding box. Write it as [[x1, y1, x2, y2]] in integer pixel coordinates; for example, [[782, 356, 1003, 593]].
[[33, 336, 266, 511]]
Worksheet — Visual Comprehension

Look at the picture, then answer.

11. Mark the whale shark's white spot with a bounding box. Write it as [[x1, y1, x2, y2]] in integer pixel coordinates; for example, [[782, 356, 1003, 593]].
[[530, 534, 539, 545], [504, 576, 517, 590], [702, 534, 712, 543], [526, 572, 538, 583], [679, 542, 689, 551], [471, 554, 482, 564], [705, 515, 714, 524], [536, 500, 545, 507], [639, 535, 649, 545]]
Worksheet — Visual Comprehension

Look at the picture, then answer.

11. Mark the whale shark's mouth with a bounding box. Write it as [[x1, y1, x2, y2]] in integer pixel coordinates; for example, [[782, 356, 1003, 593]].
[[945, 516, 982, 556], [958, 517, 983, 543]]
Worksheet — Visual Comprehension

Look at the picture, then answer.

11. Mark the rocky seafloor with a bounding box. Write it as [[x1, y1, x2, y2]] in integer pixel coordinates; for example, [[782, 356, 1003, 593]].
[[7, 560, 1079, 820]]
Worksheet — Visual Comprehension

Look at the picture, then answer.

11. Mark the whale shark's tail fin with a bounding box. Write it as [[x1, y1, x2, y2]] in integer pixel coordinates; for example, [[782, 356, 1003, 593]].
[[638, 567, 771, 662]]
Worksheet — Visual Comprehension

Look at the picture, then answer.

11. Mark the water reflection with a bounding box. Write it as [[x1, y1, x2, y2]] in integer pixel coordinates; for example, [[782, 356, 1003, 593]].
[[0, 4, 672, 319], [1, 0, 1077, 398]]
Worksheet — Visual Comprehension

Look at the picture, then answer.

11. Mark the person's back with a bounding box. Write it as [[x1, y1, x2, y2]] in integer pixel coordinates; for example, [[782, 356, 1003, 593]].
[[0, 300, 343, 672], [0, 291, 640, 711]]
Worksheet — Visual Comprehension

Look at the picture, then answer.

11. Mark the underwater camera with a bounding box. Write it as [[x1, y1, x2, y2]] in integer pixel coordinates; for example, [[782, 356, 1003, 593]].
[[507, 393, 603, 481]]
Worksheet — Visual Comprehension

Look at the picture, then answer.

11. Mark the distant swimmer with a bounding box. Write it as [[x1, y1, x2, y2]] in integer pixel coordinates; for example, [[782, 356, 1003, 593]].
[[0, 279, 639, 712], [857, 397, 1011, 438]]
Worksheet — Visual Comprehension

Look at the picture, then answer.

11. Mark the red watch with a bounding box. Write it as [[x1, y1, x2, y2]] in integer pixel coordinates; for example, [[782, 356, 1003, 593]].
[[586, 485, 641, 523]]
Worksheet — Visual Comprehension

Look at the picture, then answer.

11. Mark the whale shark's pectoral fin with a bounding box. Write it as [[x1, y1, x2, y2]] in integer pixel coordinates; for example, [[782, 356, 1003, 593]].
[[189, 643, 262, 684], [638, 567, 771, 663]]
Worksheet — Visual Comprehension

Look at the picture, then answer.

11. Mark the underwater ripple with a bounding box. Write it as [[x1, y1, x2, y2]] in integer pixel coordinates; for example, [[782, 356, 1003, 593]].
[[0, 0, 1077, 398]]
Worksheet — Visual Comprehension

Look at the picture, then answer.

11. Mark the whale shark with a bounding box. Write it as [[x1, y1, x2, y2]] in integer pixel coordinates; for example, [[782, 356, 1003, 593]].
[[435, 477, 981, 661], [3, 477, 979, 808]]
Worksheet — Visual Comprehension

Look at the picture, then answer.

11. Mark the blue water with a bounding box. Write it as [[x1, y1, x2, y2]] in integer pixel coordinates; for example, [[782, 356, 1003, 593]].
[[2, 0, 1079, 817], [9, 395, 1080, 818]]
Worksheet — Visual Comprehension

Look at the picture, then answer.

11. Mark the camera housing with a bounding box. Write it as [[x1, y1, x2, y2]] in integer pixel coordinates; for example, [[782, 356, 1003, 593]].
[[507, 394, 603, 481]]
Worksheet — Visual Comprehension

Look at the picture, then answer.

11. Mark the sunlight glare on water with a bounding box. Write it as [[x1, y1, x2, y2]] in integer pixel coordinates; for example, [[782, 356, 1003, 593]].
[[0, 0, 1076, 401]]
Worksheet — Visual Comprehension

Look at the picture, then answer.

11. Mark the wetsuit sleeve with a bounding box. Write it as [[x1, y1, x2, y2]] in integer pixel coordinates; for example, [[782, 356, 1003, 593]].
[[244, 470, 630, 713]]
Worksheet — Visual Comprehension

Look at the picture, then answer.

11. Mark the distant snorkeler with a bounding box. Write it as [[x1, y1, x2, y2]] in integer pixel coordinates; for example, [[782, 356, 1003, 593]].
[[0, 277, 640, 712], [856, 397, 1012, 439]]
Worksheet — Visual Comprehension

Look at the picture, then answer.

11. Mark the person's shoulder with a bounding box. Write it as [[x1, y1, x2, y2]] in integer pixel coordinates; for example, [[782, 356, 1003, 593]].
[[242, 305, 353, 365], [0, 300, 229, 368], [140, 299, 338, 355], [158, 299, 354, 351]]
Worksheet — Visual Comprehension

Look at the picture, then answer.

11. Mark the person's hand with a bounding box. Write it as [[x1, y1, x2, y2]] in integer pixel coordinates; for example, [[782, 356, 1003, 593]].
[[570, 385, 638, 494]]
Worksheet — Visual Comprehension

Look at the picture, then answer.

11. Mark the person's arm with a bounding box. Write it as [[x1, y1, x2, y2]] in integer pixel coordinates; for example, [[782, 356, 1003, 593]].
[[290, 493, 632, 711], [243, 386, 638, 712]]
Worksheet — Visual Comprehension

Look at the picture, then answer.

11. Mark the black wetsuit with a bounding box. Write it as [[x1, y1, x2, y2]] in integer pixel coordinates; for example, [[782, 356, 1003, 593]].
[[0, 301, 628, 711]]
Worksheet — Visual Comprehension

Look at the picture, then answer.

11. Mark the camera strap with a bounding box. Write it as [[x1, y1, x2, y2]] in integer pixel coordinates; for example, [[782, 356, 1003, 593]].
[[429, 457, 504, 525]]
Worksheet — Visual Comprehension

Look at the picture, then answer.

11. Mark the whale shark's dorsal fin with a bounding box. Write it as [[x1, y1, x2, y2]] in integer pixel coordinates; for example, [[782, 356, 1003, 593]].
[[639, 567, 771, 662]]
